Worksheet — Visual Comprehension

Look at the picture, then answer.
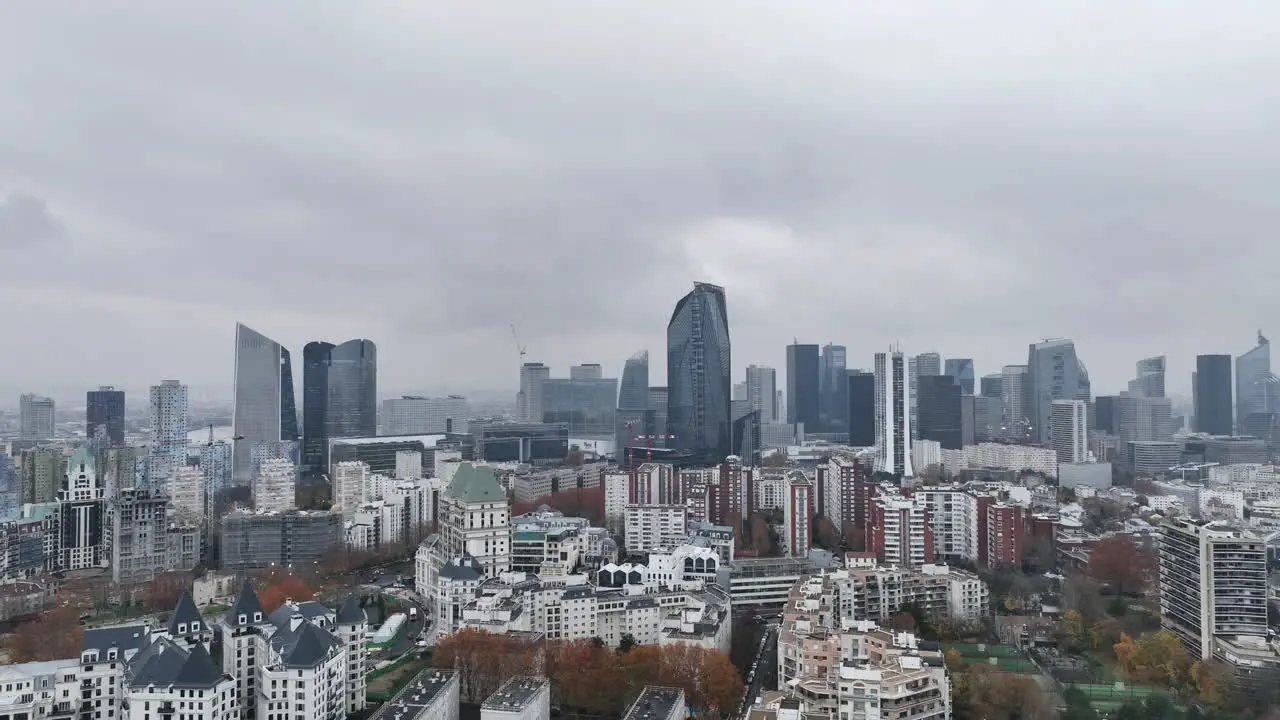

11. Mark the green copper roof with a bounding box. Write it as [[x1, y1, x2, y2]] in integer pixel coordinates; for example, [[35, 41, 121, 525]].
[[444, 462, 506, 503]]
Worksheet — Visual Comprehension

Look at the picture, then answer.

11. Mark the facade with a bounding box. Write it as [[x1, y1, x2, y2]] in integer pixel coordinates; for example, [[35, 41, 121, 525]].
[[1195, 354, 1235, 435], [148, 379, 189, 486], [1050, 399, 1089, 463], [481, 677, 551, 720], [518, 363, 552, 424], [786, 343, 821, 432], [870, 495, 932, 568], [667, 282, 732, 463], [469, 421, 568, 464], [541, 376, 619, 437], [383, 395, 470, 436], [57, 448, 106, 570], [624, 504, 688, 553], [1235, 332, 1275, 435], [110, 486, 174, 583], [1026, 339, 1091, 444], [915, 375, 962, 450], [19, 393, 55, 440], [846, 371, 875, 447], [302, 339, 378, 475], [783, 471, 813, 558], [369, 668, 460, 720], [439, 463, 511, 578], [1131, 355, 1167, 398], [254, 458, 296, 512], [944, 358, 975, 395], [999, 364, 1030, 438], [220, 509, 342, 569], [232, 322, 299, 485], [819, 344, 849, 434], [332, 460, 371, 516], [874, 351, 913, 476], [746, 365, 779, 424], [86, 386, 126, 445]]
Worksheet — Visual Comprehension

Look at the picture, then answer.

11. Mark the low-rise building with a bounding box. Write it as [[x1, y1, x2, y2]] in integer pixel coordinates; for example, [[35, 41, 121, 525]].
[[370, 668, 460, 720], [481, 676, 551, 720]]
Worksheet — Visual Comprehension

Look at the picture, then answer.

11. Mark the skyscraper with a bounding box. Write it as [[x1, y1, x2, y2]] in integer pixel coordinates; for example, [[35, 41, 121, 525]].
[[86, 386, 126, 445], [846, 371, 875, 447], [1026, 339, 1091, 444], [819, 344, 848, 432], [874, 350, 913, 476], [667, 282, 731, 462], [1000, 365, 1030, 438], [301, 339, 377, 475], [908, 353, 941, 435], [943, 358, 975, 395], [979, 373, 1002, 399], [617, 351, 651, 457], [147, 379, 188, 486], [1235, 331, 1274, 435], [232, 323, 298, 485], [517, 362, 551, 422], [745, 365, 778, 423], [19, 393, 55, 440], [1050, 399, 1088, 463], [786, 342, 820, 431], [916, 375, 962, 450], [1131, 355, 1166, 398], [1194, 354, 1233, 435]]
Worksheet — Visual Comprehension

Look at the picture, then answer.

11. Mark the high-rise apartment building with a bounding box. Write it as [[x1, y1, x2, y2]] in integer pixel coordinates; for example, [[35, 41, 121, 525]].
[[301, 339, 377, 475], [1026, 339, 1091, 444], [253, 458, 296, 513], [874, 351, 913, 476], [58, 448, 106, 570], [1050, 399, 1088, 464], [150, 379, 188, 457], [1235, 331, 1275, 436], [18, 394, 55, 440], [944, 358, 975, 395], [1194, 354, 1234, 435], [232, 323, 298, 485], [517, 362, 551, 423], [86, 386, 126, 445], [783, 470, 813, 557], [382, 395, 469, 436], [439, 463, 511, 577], [999, 365, 1030, 439], [786, 342, 820, 432], [667, 282, 731, 462], [1159, 518, 1268, 660], [916, 375, 962, 450], [870, 495, 932, 568]]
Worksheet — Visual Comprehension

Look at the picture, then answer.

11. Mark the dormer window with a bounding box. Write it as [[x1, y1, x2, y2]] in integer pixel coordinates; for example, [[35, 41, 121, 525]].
[[253, 612, 262, 622], [238, 614, 247, 625], [178, 623, 187, 634], [107, 649, 118, 661], [192, 621, 200, 632]]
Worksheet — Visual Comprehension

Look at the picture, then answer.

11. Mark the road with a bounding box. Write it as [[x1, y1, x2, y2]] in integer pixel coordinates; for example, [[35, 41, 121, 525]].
[[740, 625, 779, 715], [374, 597, 429, 662]]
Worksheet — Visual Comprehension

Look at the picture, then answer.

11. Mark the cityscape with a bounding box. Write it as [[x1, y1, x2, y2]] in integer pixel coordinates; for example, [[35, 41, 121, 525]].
[[4, 4, 1280, 720]]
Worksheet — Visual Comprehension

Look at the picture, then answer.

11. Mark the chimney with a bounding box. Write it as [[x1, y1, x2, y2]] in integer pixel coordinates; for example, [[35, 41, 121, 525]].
[[290, 614, 304, 632]]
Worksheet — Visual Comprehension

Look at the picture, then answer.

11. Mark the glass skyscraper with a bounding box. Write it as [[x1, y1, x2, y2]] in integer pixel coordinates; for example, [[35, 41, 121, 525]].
[[86, 386, 126, 445], [1236, 332, 1276, 437], [232, 323, 298, 484], [666, 282, 731, 462], [301, 339, 377, 475], [616, 350, 652, 458]]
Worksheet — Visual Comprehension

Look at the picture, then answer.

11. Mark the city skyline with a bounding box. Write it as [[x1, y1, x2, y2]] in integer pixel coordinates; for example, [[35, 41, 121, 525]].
[[3, 4, 1280, 398]]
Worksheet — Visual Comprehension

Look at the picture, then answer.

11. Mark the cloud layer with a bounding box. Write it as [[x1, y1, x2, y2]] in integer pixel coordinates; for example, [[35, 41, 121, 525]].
[[2, 1, 1278, 401]]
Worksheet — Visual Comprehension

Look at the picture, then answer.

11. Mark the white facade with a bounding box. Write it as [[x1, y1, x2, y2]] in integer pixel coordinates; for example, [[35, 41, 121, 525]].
[[1050, 399, 1089, 464], [756, 473, 790, 512], [964, 443, 1058, 477], [332, 460, 370, 516], [783, 472, 812, 558], [875, 495, 930, 569], [911, 439, 941, 472], [169, 464, 204, 517], [603, 472, 630, 531], [874, 351, 913, 477], [915, 490, 980, 563], [150, 379, 189, 455], [624, 505, 688, 553], [481, 677, 551, 720], [439, 463, 511, 578], [253, 458, 296, 512], [396, 449, 424, 479]]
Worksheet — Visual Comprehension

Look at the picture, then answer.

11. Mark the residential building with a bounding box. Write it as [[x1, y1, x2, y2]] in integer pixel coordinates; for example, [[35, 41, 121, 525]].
[[870, 495, 932, 568], [625, 505, 688, 553], [783, 471, 813, 557], [19, 394, 55, 440], [986, 503, 1029, 566], [57, 448, 106, 570], [148, 379, 189, 487], [482, 677, 550, 720], [332, 460, 371, 516], [667, 282, 732, 463], [220, 509, 343, 569], [109, 486, 172, 583], [439, 463, 511, 578], [232, 322, 299, 485], [1195, 354, 1234, 435], [914, 489, 981, 564], [254, 458, 296, 512], [623, 687, 685, 720], [874, 350, 913, 476], [369, 668, 460, 720], [1050, 399, 1088, 463], [301, 338, 378, 475], [20, 446, 62, 504], [86, 386, 126, 445]]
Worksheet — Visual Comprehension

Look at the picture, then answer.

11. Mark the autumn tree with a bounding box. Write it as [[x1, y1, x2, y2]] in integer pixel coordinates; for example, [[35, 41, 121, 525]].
[[952, 665, 1055, 720], [886, 611, 917, 632], [841, 521, 867, 552], [1113, 631, 1192, 686], [145, 571, 191, 611], [1189, 659, 1234, 708], [9, 607, 84, 662], [510, 486, 606, 527], [256, 573, 315, 613], [1087, 534, 1156, 595], [750, 514, 773, 555], [433, 629, 541, 703], [1056, 609, 1088, 653], [814, 517, 841, 549]]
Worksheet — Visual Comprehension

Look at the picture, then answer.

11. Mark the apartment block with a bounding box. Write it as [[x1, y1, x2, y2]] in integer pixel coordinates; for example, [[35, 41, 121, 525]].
[[624, 505, 688, 553]]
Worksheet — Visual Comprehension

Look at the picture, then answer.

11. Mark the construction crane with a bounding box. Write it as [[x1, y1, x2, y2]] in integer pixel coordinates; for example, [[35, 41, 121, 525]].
[[509, 322, 528, 363], [636, 433, 676, 462]]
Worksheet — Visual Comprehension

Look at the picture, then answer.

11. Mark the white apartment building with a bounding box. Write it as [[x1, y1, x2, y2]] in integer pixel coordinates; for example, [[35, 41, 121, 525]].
[[439, 463, 511, 578], [873, 495, 931, 569], [509, 462, 605, 504], [964, 442, 1058, 477], [396, 449, 424, 479], [220, 581, 368, 718], [481, 677, 550, 720], [603, 471, 630, 532], [383, 395, 470, 435], [169, 464, 204, 517], [911, 439, 942, 472], [624, 505, 688, 553], [783, 471, 813, 558], [370, 668, 460, 720], [756, 472, 790, 513], [332, 460, 371, 516], [253, 458, 296, 512], [1050, 399, 1089, 464], [597, 542, 722, 588], [914, 489, 981, 564], [623, 687, 686, 720]]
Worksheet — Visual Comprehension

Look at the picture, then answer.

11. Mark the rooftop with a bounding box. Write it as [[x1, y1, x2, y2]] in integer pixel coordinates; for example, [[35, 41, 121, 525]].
[[482, 676, 549, 712], [624, 686, 685, 720], [331, 434, 447, 448], [370, 668, 458, 720]]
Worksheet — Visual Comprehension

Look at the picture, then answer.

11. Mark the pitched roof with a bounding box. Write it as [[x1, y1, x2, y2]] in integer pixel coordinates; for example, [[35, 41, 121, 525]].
[[225, 580, 265, 626], [267, 600, 332, 630], [439, 555, 484, 581], [83, 624, 151, 655], [336, 594, 365, 625], [127, 638, 226, 689], [167, 591, 203, 636], [444, 463, 506, 503], [268, 618, 340, 669]]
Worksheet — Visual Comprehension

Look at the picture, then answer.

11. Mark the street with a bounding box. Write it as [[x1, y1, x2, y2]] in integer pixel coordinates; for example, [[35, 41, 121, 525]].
[[740, 624, 779, 715]]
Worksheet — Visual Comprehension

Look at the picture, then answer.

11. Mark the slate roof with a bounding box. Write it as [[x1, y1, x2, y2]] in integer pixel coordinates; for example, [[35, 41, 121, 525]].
[[225, 580, 265, 626], [167, 591, 203, 636], [444, 463, 506, 503], [268, 617, 341, 669], [336, 594, 366, 625], [127, 637, 226, 690], [83, 624, 151, 655], [267, 600, 332, 630], [439, 555, 484, 581]]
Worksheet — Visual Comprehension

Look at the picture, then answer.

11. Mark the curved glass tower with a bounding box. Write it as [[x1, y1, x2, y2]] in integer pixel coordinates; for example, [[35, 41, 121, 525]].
[[302, 339, 377, 476], [232, 323, 299, 484], [618, 351, 650, 411], [1236, 331, 1273, 434], [667, 282, 731, 462]]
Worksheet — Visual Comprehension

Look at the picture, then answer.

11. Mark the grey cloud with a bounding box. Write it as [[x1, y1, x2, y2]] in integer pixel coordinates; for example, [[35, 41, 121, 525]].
[[0, 1, 1278, 397], [0, 191, 65, 248]]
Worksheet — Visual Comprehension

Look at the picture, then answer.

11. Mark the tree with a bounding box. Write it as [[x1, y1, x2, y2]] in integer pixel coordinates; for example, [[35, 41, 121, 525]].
[[886, 612, 916, 632], [1063, 572, 1108, 622], [1087, 535, 1156, 595], [617, 633, 637, 653], [256, 574, 315, 613], [8, 607, 84, 662], [1056, 609, 1087, 653], [1190, 660, 1233, 708], [750, 514, 773, 555], [1062, 687, 1099, 720], [944, 649, 964, 671], [953, 665, 1055, 720], [762, 452, 787, 468], [510, 486, 606, 527], [840, 521, 867, 552], [145, 571, 190, 612], [1114, 631, 1192, 686], [814, 517, 841, 549], [434, 628, 541, 703]]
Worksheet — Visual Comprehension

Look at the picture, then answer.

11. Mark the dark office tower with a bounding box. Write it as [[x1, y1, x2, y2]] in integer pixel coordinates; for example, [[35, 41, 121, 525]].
[[1094, 395, 1119, 435], [1195, 354, 1234, 435], [301, 339, 377, 475], [819, 344, 848, 432], [944, 359, 975, 395], [846, 371, 875, 446], [648, 386, 669, 444], [616, 351, 652, 457], [917, 375, 963, 449], [86, 386, 126, 445], [786, 342, 821, 431], [667, 282, 731, 462], [979, 373, 1003, 399]]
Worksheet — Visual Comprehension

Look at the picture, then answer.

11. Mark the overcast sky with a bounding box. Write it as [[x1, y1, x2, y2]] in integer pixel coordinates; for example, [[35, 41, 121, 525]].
[[1, 2, 1277, 403]]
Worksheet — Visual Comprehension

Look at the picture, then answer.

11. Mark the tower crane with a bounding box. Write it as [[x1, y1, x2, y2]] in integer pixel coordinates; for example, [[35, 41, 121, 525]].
[[510, 322, 528, 363]]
